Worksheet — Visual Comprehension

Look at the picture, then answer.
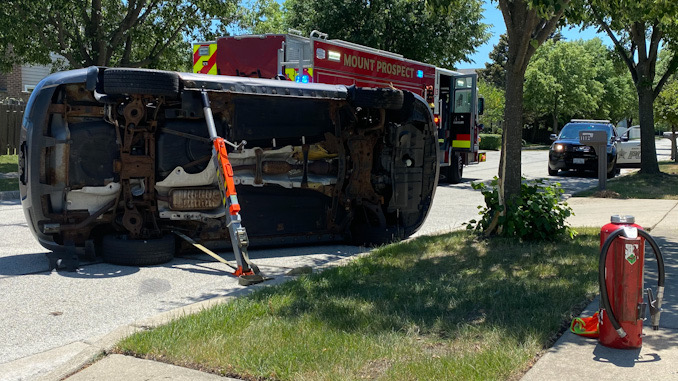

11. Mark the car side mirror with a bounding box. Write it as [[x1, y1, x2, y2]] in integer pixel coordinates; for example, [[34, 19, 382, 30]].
[[550, 134, 557, 141], [478, 97, 484, 115]]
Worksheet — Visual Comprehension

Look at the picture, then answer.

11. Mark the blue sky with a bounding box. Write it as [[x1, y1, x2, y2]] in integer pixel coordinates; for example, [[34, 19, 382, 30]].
[[456, 1, 611, 69]]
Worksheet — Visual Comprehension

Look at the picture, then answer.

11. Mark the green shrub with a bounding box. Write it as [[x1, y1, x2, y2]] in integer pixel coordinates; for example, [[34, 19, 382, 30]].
[[479, 134, 502, 150], [467, 177, 576, 241]]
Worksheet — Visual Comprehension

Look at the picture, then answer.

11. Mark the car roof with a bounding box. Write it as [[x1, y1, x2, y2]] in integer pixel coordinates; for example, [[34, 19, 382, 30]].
[[562, 122, 613, 130]]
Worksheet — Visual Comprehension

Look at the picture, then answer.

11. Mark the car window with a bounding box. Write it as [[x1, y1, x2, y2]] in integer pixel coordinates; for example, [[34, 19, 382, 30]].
[[559, 124, 613, 140], [627, 127, 641, 140]]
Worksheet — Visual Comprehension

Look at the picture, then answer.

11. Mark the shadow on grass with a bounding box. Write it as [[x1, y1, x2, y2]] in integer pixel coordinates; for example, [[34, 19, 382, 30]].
[[250, 231, 602, 347], [573, 162, 678, 199], [0, 162, 17, 173], [0, 177, 18, 191]]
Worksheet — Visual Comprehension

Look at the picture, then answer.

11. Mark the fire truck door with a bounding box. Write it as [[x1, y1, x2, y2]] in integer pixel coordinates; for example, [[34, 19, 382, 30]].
[[436, 74, 452, 164], [450, 75, 477, 153]]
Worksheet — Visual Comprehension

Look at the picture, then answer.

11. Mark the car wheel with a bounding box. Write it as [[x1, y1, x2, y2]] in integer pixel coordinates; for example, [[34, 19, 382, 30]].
[[103, 68, 180, 98], [347, 86, 404, 110], [607, 163, 617, 179], [548, 165, 558, 176], [101, 234, 175, 266]]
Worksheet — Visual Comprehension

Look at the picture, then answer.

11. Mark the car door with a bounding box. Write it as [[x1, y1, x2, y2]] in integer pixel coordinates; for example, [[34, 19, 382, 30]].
[[617, 126, 641, 166]]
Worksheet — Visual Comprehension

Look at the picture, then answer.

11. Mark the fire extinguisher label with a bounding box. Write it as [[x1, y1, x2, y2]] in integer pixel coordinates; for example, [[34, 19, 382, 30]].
[[625, 243, 639, 265]]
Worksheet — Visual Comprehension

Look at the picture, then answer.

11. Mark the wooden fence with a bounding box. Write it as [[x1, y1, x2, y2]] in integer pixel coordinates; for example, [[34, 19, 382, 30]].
[[0, 103, 25, 155]]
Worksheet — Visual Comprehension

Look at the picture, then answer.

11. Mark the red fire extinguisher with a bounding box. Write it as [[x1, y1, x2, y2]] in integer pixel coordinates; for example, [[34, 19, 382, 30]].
[[598, 215, 665, 349]]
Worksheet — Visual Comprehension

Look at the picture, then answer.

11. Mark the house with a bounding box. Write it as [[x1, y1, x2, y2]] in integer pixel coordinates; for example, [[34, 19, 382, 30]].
[[0, 55, 62, 102]]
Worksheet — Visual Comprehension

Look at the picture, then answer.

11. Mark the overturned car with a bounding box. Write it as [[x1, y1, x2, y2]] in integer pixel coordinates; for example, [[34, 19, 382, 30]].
[[19, 67, 438, 265]]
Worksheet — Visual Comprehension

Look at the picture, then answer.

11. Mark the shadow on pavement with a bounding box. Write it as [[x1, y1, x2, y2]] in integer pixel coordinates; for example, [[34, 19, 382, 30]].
[[592, 345, 656, 366]]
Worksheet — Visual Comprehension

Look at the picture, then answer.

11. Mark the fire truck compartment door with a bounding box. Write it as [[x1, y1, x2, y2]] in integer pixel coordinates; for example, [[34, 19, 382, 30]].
[[216, 35, 286, 78], [450, 75, 476, 152]]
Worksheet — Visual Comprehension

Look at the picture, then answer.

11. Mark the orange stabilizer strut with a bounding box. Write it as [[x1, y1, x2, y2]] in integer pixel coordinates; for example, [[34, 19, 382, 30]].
[[213, 137, 241, 216], [233, 266, 255, 277]]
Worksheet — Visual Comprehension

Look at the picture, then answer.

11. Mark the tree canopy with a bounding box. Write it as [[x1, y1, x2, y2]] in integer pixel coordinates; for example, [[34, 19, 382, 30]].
[[656, 79, 678, 130], [479, 34, 509, 89], [0, 0, 241, 71], [574, 0, 678, 173], [524, 40, 603, 132], [284, 0, 489, 68], [523, 38, 635, 133], [655, 73, 678, 162], [478, 79, 505, 134]]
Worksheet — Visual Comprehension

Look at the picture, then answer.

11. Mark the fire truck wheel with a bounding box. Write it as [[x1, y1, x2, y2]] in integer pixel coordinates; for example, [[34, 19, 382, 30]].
[[347, 86, 404, 110], [443, 153, 463, 184], [101, 234, 176, 266], [103, 68, 180, 98]]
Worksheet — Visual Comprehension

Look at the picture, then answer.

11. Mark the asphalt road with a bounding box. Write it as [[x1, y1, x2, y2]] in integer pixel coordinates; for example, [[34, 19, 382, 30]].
[[417, 138, 673, 237], [0, 139, 672, 379]]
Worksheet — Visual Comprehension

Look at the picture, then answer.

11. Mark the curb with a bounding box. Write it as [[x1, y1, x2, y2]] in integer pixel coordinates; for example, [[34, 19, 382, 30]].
[[35, 296, 237, 381], [0, 190, 19, 201], [32, 250, 369, 380]]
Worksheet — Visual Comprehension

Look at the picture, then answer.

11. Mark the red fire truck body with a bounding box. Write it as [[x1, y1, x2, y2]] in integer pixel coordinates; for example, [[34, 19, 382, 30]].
[[193, 31, 484, 183]]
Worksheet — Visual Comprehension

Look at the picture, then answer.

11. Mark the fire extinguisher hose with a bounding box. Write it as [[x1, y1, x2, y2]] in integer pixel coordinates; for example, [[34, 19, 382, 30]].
[[599, 228, 665, 338]]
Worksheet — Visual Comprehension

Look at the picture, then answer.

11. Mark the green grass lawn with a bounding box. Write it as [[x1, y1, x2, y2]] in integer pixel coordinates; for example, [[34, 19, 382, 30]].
[[576, 161, 678, 199], [0, 155, 18, 191], [0, 154, 18, 173], [116, 229, 600, 381], [0, 177, 18, 191]]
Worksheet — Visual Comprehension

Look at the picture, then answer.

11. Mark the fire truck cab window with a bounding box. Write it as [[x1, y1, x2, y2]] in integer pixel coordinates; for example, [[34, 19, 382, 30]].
[[454, 89, 472, 113], [456, 77, 473, 89]]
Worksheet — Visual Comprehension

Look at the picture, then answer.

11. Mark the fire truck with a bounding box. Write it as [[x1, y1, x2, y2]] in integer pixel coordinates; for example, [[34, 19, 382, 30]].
[[193, 30, 484, 183]]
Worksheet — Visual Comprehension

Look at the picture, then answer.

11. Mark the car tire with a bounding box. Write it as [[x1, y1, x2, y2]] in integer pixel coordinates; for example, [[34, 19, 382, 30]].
[[442, 153, 463, 184], [101, 234, 175, 266], [347, 86, 404, 110], [607, 163, 617, 179], [103, 68, 180, 98], [548, 166, 558, 176]]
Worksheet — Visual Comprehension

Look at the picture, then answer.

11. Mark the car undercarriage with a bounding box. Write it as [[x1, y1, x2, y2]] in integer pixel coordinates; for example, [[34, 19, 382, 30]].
[[20, 68, 438, 265]]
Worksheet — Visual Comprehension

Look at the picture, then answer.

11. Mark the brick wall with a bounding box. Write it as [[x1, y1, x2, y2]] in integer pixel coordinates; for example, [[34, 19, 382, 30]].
[[0, 64, 26, 101]]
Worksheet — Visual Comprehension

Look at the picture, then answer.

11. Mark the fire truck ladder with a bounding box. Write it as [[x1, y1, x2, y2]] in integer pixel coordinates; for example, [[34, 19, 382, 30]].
[[175, 90, 267, 287]]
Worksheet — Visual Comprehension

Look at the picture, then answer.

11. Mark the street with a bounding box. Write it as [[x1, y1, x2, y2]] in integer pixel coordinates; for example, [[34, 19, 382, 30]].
[[0, 138, 672, 380], [418, 138, 673, 236]]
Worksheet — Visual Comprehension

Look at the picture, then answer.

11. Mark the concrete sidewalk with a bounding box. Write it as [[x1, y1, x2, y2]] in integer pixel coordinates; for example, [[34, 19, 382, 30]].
[[12, 197, 678, 381], [522, 197, 678, 380]]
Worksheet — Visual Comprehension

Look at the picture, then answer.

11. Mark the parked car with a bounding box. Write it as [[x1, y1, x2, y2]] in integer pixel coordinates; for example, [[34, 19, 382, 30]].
[[616, 126, 641, 167], [548, 119, 619, 177], [19, 67, 439, 265]]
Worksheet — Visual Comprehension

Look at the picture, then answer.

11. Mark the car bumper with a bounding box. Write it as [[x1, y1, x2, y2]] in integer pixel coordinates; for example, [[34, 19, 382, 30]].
[[548, 152, 616, 172]]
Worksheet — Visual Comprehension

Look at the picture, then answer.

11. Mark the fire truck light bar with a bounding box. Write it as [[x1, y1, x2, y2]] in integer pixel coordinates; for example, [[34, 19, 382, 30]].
[[295, 75, 310, 83]]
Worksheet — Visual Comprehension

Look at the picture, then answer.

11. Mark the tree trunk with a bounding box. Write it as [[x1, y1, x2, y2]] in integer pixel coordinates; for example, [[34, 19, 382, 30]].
[[552, 95, 559, 133], [671, 126, 677, 162], [499, 67, 525, 203], [637, 85, 660, 173]]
